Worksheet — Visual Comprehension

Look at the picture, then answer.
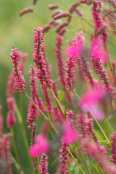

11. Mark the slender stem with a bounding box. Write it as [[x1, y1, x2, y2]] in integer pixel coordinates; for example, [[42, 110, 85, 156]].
[[11, 128, 20, 164], [67, 148, 85, 174], [25, 92, 49, 121], [50, 87, 65, 116], [92, 114, 111, 146], [103, 118, 111, 142], [15, 104, 34, 174], [34, 157, 39, 174]]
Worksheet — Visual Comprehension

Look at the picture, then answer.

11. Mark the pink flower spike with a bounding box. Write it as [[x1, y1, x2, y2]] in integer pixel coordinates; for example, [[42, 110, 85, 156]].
[[29, 144, 40, 157]]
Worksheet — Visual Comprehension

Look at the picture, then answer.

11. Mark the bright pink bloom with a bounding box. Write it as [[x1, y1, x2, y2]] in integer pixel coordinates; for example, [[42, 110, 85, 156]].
[[90, 37, 108, 63], [66, 31, 84, 58], [62, 121, 78, 144], [10, 46, 26, 93], [80, 84, 106, 120], [36, 134, 49, 154], [29, 134, 49, 157], [39, 153, 49, 174], [29, 144, 40, 157]]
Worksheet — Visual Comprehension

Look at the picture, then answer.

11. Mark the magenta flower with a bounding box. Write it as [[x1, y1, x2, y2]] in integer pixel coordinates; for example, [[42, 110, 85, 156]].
[[66, 31, 84, 58], [62, 120, 78, 144], [29, 144, 40, 157], [10, 46, 26, 93], [36, 134, 49, 154], [80, 84, 106, 120], [90, 36, 108, 63], [29, 134, 49, 157]]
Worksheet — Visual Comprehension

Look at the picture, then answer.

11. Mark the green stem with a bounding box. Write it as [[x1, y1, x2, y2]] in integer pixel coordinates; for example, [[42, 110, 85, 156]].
[[34, 157, 39, 174], [67, 148, 85, 174], [15, 104, 34, 174], [50, 87, 65, 116], [103, 118, 111, 142], [11, 128, 20, 164]]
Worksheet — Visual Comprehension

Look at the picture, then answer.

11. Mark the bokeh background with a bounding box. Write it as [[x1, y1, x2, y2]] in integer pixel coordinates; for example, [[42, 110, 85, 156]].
[[1, 0, 116, 173]]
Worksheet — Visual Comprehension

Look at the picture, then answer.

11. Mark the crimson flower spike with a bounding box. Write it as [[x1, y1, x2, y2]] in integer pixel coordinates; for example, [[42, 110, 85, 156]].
[[33, 0, 37, 5], [39, 153, 49, 174], [10, 46, 26, 93], [19, 7, 33, 17], [56, 141, 69, 174], [49, 4, 59, 10], [33, 27, 51, 87]]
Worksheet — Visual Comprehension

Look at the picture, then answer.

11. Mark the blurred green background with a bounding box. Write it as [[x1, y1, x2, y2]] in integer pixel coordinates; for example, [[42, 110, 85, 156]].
[[1, 0, 116, 173]]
